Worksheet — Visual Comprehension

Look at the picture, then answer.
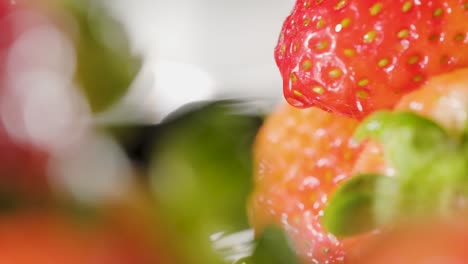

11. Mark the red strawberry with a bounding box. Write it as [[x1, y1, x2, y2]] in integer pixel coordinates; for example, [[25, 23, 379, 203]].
[[353, 67, 468, 176], [248, 104, 364, 263], [350, 219, 468, 264], [276, 0, 468, 119]]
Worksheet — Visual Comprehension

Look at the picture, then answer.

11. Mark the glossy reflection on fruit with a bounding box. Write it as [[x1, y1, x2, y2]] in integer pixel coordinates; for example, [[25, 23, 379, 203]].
[[249, 104, 364, 263], [276, 0, 468, 118]]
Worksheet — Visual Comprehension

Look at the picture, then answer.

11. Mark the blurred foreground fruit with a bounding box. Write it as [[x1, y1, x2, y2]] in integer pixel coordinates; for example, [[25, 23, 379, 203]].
[[0, 207, 167, 264], [350, 220, 468, 264], [150, 102, 262, 264]]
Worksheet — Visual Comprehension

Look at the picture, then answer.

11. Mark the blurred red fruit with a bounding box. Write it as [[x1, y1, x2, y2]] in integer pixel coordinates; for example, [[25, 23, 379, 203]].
[[0, 209, 169, 264], [350, 219, 468, 264]]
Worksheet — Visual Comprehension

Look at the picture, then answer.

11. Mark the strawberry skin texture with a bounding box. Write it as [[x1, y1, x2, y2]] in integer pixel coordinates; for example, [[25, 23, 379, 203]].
[[276, 0, 468, 119], [353, 67, 468, 176], [248, 104, 363, 263]]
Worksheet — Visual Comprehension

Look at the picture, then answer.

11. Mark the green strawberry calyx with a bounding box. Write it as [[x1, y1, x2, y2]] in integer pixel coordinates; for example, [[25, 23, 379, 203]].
[[323, 111, 468, 237]]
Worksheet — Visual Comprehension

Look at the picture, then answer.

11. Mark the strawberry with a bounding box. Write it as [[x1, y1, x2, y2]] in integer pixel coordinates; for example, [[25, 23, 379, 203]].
[[276, 0, 468, 118], [350, 219, 468, 264], [353, 67, 468, 176], [248, 104, 364, 263]]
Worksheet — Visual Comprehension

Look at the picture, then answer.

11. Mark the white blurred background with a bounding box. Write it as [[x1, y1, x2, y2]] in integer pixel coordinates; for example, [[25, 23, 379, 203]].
[[99, 0, 294, 124], [0, 0, 295, 205]]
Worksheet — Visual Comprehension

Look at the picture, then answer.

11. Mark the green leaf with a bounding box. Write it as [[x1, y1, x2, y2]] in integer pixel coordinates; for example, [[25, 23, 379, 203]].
[[354, 111, 392, 142], [329, 111, 468, 237], [355, 111, 451, 175], [149, 101, 262, 264], [355, 111, 446, 142], [64, 0, 142, 113], [323, 174, 398, 237], [323, 150, 468, 238], [237, 226, 300, 264]]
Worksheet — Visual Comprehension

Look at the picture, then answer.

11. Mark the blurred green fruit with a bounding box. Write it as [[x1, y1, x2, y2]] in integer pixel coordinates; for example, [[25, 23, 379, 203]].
[[149, 101, 262, 263]]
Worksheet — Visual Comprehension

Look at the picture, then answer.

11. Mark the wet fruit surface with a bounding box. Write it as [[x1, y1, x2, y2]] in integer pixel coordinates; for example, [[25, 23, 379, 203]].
[[249, 104, 363, 263], [276, 0, 468, 118]]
